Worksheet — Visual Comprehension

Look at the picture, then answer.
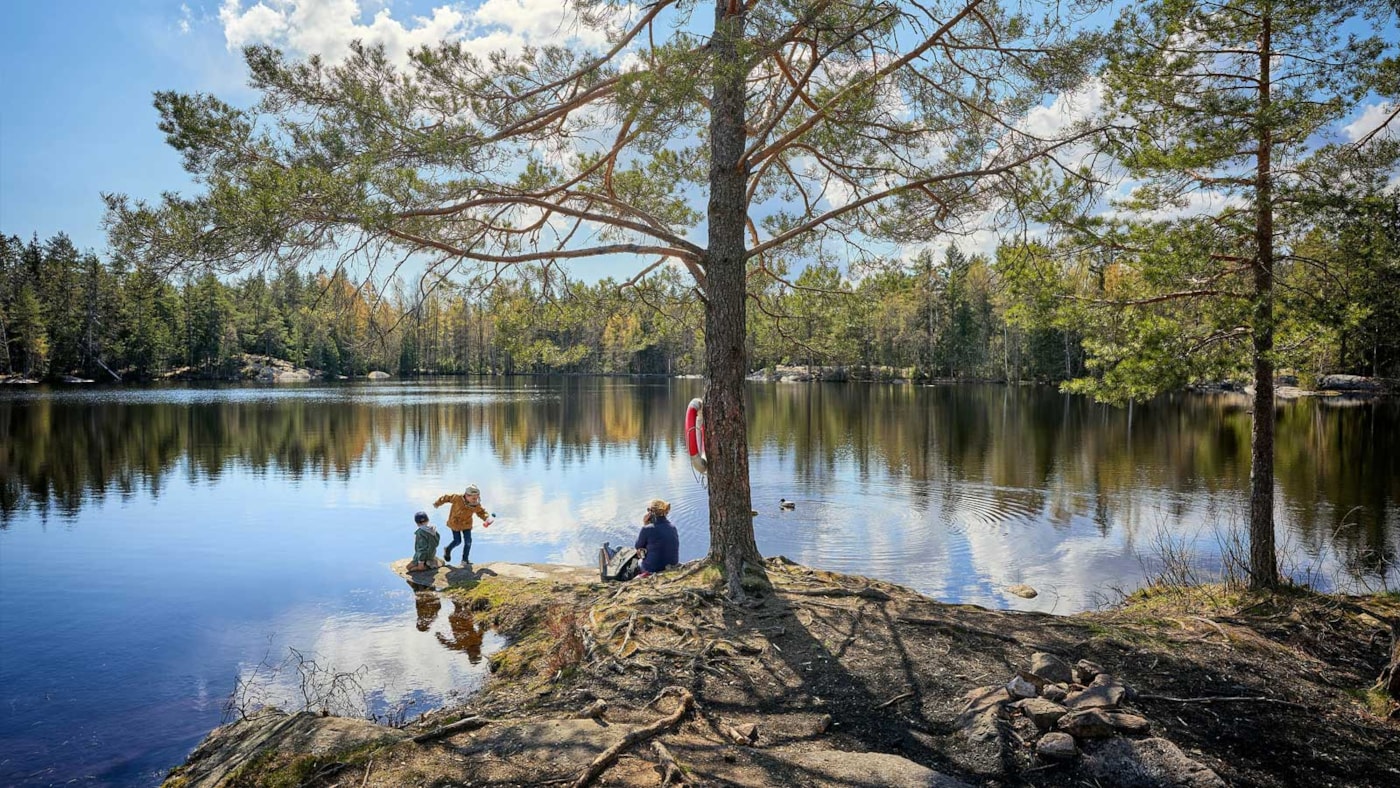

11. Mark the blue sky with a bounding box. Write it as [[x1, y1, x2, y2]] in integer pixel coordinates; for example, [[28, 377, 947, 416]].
[[0, 0, 555, 253], [2, 0, 1396, 262], [1, 1, 242, 251]]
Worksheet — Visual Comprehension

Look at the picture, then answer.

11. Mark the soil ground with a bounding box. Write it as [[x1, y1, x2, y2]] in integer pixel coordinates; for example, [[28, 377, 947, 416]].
[[171, 559, 1400, 788]]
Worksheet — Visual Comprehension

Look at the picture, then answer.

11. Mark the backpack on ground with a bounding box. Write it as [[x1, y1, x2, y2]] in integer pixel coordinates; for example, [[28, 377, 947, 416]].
[[599, 543, 641, 582]]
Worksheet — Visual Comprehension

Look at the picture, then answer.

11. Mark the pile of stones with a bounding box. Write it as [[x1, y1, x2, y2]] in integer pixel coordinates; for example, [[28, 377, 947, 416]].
[[1005, 653, 1146, 760], [954, 652, 1226, 786]]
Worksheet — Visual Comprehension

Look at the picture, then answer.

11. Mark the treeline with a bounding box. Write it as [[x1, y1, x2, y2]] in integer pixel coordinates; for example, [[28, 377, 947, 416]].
[[0, 232, 1081, 382], [0, 232, 497, 380], [3, 224, 1393, 384]]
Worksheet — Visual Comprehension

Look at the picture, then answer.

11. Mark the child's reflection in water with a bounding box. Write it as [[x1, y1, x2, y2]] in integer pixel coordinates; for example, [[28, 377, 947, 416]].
[[414, 590, 442, 632], [410, 588, 489, 663], [435, 599, 488, 663]]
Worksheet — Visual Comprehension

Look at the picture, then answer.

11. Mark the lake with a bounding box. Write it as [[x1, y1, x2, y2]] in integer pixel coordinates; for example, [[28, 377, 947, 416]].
[[1, 378, 1396, 786]]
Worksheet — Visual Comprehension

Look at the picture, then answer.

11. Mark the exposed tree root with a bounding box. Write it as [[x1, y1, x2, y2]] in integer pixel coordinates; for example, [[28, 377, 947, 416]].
[[569, 687, 695, 788], [896, 615, 1024, 644], [574, 699, 609, 720], [652, 740, 686, 786], [781, 586, 892, 601]]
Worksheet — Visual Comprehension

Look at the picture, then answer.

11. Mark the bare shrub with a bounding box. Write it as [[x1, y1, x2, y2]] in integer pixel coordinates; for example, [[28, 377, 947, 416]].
[[1143, 526, 1202, 590], [1135, 501, 1397, 605], [543, 606, 586, 679], [222, 646, 370, 723], [1211, 521, 1251, 588]]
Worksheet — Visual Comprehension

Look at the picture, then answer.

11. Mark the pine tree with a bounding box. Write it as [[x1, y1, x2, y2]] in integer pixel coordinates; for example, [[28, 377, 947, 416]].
[[1077, 0, 1398, 587], [12, 285, 49, 378], [106, 1, 1103, 592]]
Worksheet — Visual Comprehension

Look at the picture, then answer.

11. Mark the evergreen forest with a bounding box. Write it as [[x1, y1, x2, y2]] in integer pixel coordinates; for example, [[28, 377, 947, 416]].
[[5, 223, 1396, 384]]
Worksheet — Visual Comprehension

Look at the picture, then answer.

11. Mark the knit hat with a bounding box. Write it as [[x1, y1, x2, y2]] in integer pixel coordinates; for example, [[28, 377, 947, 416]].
[[414, 511, 429, 523], [464, 484, 480, 496]]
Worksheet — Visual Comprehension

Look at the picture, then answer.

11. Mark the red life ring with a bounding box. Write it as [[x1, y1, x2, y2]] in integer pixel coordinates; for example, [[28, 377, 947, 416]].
[[685, 397, 707, 473]]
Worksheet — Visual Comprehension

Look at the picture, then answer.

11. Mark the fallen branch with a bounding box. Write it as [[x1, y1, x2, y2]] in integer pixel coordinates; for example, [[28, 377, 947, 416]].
[[412, 715, 490, 743], [571, 687, 695, 788], [876, 691, 916, 709], [1183, 616, 1233, 647], [1138, 694, 1308, 710]]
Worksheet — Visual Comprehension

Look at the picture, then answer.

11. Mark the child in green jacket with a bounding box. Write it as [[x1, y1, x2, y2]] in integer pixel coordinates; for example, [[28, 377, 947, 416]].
[[408, 511, 440, 572]]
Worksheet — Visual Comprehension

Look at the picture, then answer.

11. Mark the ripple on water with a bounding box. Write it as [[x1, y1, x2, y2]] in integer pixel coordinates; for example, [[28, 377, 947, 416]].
[[743, 476, 1052, 599], [945, 481, 1047, 530]]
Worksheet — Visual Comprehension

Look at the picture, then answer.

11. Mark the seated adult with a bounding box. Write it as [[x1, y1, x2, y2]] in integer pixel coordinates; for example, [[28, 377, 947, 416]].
[[635, 499, 680, 577]]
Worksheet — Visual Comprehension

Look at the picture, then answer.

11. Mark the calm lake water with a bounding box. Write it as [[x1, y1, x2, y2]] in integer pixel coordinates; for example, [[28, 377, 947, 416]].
[[1, 379, 1397, 786]]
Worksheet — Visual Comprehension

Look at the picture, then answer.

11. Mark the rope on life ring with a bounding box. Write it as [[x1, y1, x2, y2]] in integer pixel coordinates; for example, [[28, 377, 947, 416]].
[[685, 397, 707, 474]]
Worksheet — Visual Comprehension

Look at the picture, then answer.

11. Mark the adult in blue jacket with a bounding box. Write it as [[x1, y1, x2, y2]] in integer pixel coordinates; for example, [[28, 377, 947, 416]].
[[635, 499, 680, 576]]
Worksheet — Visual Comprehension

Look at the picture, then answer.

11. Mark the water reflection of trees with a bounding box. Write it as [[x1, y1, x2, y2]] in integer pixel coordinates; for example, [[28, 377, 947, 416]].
[[2, 382, 1395, 578], [745, 385, 1397, 578]]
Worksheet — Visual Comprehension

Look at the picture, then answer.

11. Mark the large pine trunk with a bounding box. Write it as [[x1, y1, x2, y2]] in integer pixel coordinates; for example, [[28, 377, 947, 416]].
[[704, 0, 761, 594], [1249, 12, 1279, 590], [1248, 290, 1277, 589]]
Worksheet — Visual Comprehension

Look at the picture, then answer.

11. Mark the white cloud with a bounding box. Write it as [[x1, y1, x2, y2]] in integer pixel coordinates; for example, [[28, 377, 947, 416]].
[[473, 0, 610, 49], [179, 3, 193, 34], [218, 0, 614, 66], [221, 1, 292, 47], [1021, 78, 1104, 140], [1342, 101, 1398, 144], [220, 0, 467, 64]]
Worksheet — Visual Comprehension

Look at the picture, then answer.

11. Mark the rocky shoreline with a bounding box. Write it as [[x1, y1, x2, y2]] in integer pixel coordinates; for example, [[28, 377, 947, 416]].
[[161, 560, 1399, 788], [751, 364, 1399, 397], [5, 361, 1394, 398], [0, 354, 395, 385]]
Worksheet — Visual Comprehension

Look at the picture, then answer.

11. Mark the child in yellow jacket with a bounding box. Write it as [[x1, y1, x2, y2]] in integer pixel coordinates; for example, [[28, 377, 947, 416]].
[[434, 484, 493, 564]]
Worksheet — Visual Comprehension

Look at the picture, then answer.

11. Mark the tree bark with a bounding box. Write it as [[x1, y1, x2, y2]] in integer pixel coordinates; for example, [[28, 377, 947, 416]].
[[1383, 633, 1400, 701], [1249, 10, 1280, 589], [704, 0, 761, 593]]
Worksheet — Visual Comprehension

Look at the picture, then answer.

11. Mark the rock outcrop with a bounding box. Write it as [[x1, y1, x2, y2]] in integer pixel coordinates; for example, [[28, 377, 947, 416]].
[[168, 709, 408, 788]]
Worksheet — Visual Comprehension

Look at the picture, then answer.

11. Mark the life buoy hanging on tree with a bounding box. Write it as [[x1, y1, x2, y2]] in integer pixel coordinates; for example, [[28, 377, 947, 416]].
[[685, 397, 707, 474]]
